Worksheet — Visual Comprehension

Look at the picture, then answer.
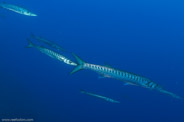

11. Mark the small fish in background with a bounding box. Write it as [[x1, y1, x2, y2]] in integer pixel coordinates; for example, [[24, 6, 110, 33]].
[[80, 89, 120, 103], [71, 54, 182, 99], [0, 2, 37, 16], [30, 33, 66, 52], [26, 39, 77, 66]]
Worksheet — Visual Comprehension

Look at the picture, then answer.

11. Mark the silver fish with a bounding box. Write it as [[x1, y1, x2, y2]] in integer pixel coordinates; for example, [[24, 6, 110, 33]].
[[27, 39, 77, 66], [0, 2, 37, 16], [71, 53, 182, 99], [80, 89, 120, 103]]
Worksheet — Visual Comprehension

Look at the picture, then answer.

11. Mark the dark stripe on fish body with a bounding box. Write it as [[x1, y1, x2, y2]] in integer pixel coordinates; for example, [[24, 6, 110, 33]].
[[101, 67, 105, 71], [148, 82, 154, 87], [127, 73, 130, 78], [135, 76, 138, 81], [118, 71, 121, 76], [144, 79, 148, 84], [109, 69, 112, 73], [102, 67, 105, 71], [139, 77, 143, 83], [145, 80, 150, 86], [117, 71, 120, 76], [90, 65, 93, 68], [127, 73, 129, 78], [99, 66, 102, 71], [98, 66, 101, 70], [151, 84, 156, 88]]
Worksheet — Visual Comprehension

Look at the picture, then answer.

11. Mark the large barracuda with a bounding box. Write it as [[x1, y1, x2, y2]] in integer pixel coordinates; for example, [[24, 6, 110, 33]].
[[71, 54, 182, 99], [31, 33, 65, 52], [0, 2, 37, 16], [80, 89, 120, 103], [27, 39, 77, 66]]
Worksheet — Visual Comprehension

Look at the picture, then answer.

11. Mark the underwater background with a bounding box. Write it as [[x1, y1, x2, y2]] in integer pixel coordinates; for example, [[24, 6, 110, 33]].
[[0, 0, 184, 121]]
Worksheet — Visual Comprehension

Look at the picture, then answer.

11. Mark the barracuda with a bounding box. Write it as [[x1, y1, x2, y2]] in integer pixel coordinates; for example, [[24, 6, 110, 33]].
[[80, 89, 120, 103], [31, 33, 65, 52], [0, 2, 37, 16], [27, 39, 77, 66], [71, 53, 182, 99]]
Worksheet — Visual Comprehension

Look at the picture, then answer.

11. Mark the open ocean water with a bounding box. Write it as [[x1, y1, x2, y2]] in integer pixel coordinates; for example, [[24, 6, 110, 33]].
[[0, 0, 184, 122]]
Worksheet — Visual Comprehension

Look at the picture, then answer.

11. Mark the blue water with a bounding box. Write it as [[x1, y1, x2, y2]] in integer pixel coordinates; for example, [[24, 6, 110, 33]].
[[0, 0, 184, 121]]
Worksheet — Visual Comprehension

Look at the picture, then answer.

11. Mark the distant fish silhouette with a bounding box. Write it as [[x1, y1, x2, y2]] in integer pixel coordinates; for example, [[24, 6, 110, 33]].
[[80, 89, 120, 103], [31, 33, 66, 52]]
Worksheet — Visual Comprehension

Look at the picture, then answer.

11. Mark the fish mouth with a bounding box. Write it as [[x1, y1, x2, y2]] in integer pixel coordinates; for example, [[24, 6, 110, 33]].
[[32, 14, 37, 16]]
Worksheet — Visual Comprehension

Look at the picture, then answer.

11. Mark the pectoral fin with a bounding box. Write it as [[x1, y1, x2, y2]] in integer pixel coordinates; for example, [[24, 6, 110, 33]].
[[98, 73, 111, 79]]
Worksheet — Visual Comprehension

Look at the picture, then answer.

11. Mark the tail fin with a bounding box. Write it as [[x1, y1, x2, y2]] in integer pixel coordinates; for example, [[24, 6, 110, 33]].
[[26, 38, 34, 48], [70, 53, 85, 74], [159, 89, 182, 99]]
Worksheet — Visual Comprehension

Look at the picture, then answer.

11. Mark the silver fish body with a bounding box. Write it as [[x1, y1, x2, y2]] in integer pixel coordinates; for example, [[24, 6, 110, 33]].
[[84, 63, 158, 89], [27, 39, 77, 66], [0, 3, 37, 16], [71, 54, 182, 99]]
